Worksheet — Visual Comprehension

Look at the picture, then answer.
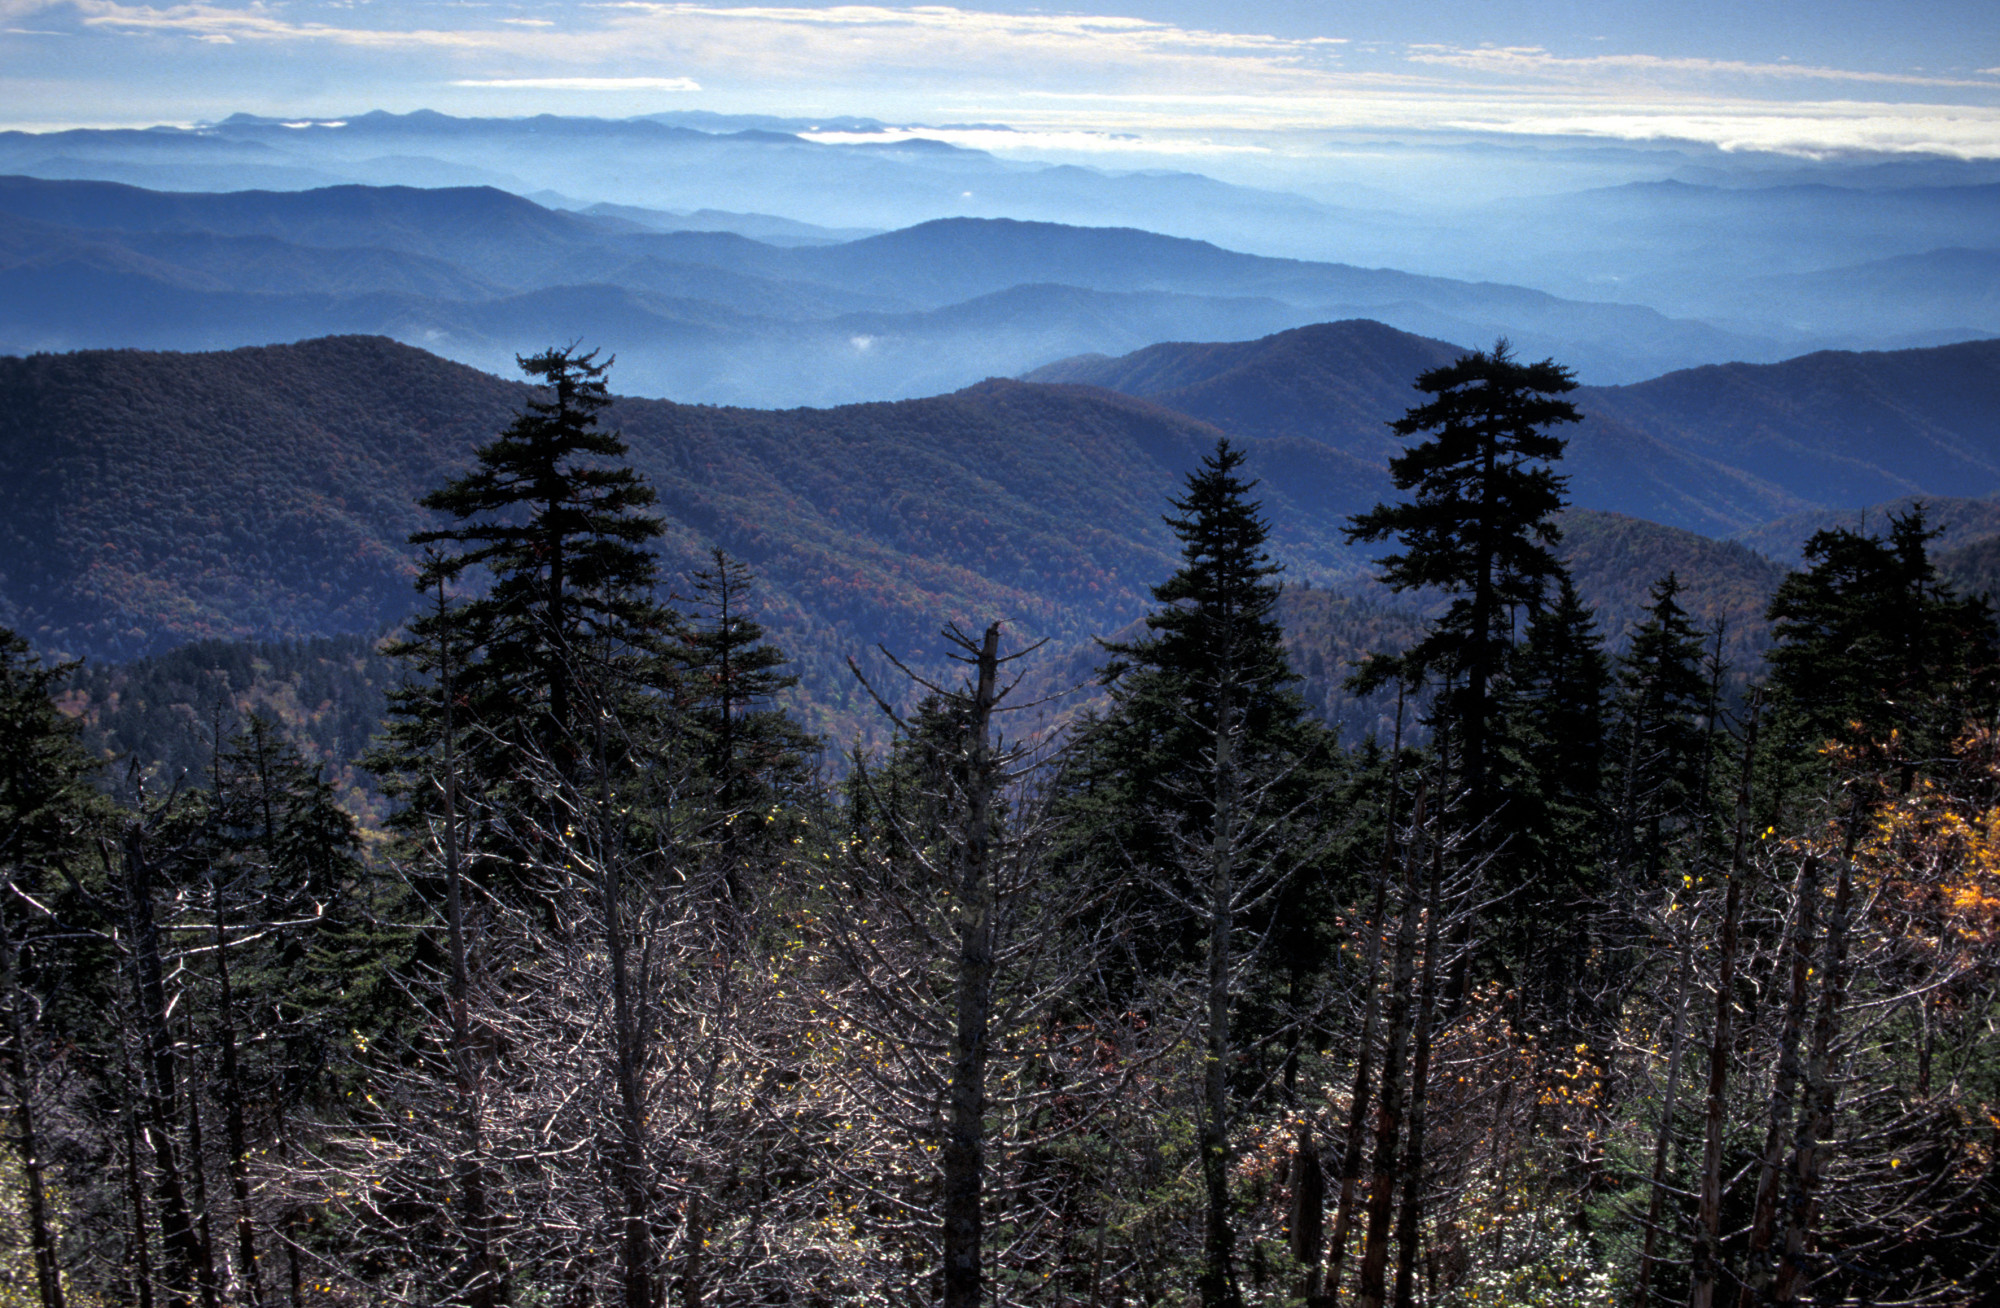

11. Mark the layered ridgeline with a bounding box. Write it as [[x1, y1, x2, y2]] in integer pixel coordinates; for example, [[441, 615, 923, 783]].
[[11, 111, 2000, 361], [1028, 321, 2000, 537], [16, 321, 1997, 752], [0, 173, 1764, 403]]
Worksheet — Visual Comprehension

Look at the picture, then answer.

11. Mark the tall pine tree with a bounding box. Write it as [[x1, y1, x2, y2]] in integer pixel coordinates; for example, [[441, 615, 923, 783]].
[[1608, 573, 1714, 878], [376, 347, 677, 882], [1345, 340, 1580, 814]]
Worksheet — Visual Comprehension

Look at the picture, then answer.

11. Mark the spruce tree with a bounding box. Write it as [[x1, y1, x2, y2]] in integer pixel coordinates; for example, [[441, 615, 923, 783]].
[[411, 345, 670, 751], [1765, 506, 1999, 788], [0, 629, 109, 1308], [1060, 438, 1336, 974], [1345, 340, 1580, 812], [1489, 570, 1610, 1022], [1502, 570, 1610, 886], [684, 548, 819, 820], [1608, 573, 1714, 877], [377, 347, 677, 880]]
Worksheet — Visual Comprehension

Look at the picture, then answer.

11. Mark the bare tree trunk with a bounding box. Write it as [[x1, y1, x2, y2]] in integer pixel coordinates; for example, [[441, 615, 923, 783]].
[[1198, 684, 1245, 1308], [120, 1044, 156, 1308], [594, 713, 655, 1308], [1291, 1123, 1325, 1301], [435, 586, 504, 1308], [1355, 798, 1426, 1308], [1773, 814, 1859, 1303], [267, 1100, 301, 1308], [208, 882, 264, 1308], [121, 825, 214, 1308], [0, 923, 64, 1308], [1690, 699, 1759, 1308], [1392, 832, 1444, 1308], [1325, 724, 1408, 1304], [1633, 917, 1696, 1308], [942, 624, 1001, 1308], [180, 1022, 220, 1308], [1738, 856, 1817, 1307]]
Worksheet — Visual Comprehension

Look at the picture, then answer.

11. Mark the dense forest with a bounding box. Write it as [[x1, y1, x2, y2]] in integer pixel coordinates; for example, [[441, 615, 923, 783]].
[[1, 337, 1996, 1308]]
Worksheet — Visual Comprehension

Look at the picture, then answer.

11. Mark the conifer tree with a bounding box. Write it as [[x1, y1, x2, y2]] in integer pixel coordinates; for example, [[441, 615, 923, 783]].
[[683, 548, 819, 827], [1500, 569, 1610, 904], [1060, 438, 1336, 974], [1608, 573, 1713, 877], [1056, 440, 1338, 1308], [0, 629, 106, 1308], [1346, 340, 1580, 813], [406, 345, 669, 751], [377, 347, 677, 881], [1765, 506, 1999, 788]]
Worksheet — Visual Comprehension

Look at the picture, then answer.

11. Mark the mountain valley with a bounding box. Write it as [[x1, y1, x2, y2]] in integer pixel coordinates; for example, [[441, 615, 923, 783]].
[[5, 322, 1995, 753]]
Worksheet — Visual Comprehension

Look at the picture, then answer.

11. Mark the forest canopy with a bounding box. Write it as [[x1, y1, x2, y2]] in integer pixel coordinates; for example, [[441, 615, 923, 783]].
[[0, 342, 1994, 1308]]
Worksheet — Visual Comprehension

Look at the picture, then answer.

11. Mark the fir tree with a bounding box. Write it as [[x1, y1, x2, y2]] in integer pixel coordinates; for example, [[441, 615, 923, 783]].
[[411, 344, 670, 751], [208, 713, 388, 1091], [683, 548, 819, 821], [1501, 569, 1610, 887], [0, 629, 109, 1308], [1608, 573, 1714, 877], [1488, 571, 1610, 1021], [1345, 340, 1580, 812], [376, 347, 677, 882], [1060, 438, 1337, 975], [1765, 506, 2000, 789]]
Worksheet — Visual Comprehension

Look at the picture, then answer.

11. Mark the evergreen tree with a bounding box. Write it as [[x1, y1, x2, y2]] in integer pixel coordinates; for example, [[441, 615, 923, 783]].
[[408, 345, 670, 753], [207, 713, 387, 1091], [1608, 573, 1714, 877], [1487, 570, 1610, 1022], [1345, 340, 1580, 812], [0, 629, 110, 1308], [1501, 569, 1610, 890], [0, 631, 100, 876], [375, 347, 677, 880], [1765, 506, 2000, 788], [683, 548, 819, 822], [1059, 439, 1337, 976]]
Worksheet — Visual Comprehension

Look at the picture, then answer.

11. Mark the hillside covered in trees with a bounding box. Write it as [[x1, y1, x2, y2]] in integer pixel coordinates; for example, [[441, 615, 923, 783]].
[[1, 328, 1996, 1308], [6, 325, 1996, 749]]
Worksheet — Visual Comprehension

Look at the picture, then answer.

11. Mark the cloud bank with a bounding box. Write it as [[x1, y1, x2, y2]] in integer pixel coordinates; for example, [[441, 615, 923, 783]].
[[2, 2, 1996, 158]]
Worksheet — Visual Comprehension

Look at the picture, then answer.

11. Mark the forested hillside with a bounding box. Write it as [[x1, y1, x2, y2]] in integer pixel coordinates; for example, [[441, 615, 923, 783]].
[[56, 632, 398, 826], [1034, 323, 2000, 536], [12, 327, 2000, 759], [4, 334, 1993, 1307]]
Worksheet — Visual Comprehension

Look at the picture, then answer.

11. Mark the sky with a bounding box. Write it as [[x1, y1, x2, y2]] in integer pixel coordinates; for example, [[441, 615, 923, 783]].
[[5, 1, 2000, 164]]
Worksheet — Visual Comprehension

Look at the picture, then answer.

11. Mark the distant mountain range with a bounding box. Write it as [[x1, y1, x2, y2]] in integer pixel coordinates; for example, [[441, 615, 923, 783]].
[[0, 173, 1777, 401], [0, 110, 1353, 252], [6, 111, 1996, 368], [7, 325, 1998, 745]]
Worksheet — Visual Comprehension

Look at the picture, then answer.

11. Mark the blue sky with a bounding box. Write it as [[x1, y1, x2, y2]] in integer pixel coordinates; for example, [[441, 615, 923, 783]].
[[5, 1, 1998, 162]]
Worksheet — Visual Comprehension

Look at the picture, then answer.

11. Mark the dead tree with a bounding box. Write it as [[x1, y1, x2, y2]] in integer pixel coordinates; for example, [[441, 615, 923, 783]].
[[835, 622, 1132, 1303], [119, 823, 218, 1308], [1353, 790, 1428, 1308], [1690, 697, 1759, 1308]]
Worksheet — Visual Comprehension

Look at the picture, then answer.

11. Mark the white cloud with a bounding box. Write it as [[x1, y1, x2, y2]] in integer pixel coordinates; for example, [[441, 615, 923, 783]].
[[1407, 43, 2000, 90], [454, 75, 699, 89], [1451, 101, 2000, 160], [11, 2, 2000, 160]]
